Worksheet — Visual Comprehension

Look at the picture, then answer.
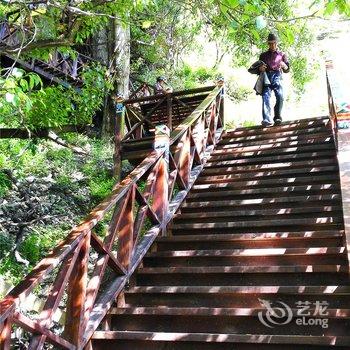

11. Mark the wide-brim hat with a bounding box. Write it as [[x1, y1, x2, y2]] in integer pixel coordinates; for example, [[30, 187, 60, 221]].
[[157, 76, 167, 82], [267, 33, 278, 42]]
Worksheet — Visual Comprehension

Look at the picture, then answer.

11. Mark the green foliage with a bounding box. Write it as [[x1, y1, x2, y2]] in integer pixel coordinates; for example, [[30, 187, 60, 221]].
[[0, 153, 6, 168], [0, 227, 66, 285], [89, 175, 114, 202], [26, 86, 73, 127], [0, 135, 118, 285], [82, 140, 114, 203], [323, 0, 350, 16], [71, 64, 110, 123], [0, 64, 108, 129], [131, 0, 202, 75], [290, 56, 317, 94], [20, 227, 66, 265], [0, 139, 49, 177], [225, 78, 253, 102], [0, 171, 11, 197], [0, 68, 42, 126], [172, 65, 219, 89]]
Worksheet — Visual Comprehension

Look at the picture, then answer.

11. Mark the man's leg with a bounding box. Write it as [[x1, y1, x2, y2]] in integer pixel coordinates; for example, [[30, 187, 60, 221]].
[[272, 75, 284, 124], [262, 86, 273, 126]]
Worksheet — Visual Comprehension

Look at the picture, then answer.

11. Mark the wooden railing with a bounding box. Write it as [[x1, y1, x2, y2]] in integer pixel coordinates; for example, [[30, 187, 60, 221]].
[[122, 85, 216, 139], [326, 61, 350, 274], [326, 59, 350, 149], [0, 84, 224, 349], [0, 21, 96, 85], [326, 60, 339, 148], [128, 78, 154, 100], [30, 52, 94, 81]]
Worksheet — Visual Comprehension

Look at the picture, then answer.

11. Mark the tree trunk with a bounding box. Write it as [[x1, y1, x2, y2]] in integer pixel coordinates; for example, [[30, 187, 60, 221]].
[[91, 20, 130, 138], [114, 23, 130, 99], [91, 26, 109, 65]]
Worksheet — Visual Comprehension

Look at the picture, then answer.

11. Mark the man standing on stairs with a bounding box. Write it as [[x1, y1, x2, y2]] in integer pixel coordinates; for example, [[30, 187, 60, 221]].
[[258, 33, 290, 127]]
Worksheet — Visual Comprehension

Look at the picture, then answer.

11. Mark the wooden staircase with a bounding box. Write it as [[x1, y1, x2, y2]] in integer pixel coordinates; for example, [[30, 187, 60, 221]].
[[0, 21, 88, 89], [91, 116, 350, 349], [121, 86, 215, 164]]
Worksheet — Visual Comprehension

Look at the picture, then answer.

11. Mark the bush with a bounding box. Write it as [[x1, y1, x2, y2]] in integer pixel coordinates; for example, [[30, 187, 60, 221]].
[[0, 171, 12, 197], [0, 226, 67, 286], [19, 226, 66, 265], [89, 174, 114, 202]]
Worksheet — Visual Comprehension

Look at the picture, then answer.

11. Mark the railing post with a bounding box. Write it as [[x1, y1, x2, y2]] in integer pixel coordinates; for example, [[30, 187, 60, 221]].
[[216, 77, 225, 127], [117, 185, 135, 270], [154, 125, 170, 232], [167, 93, 173, 131], [63, 232, 90, 348], [113, 94, 125, 181], [0, 316, 12, 350]]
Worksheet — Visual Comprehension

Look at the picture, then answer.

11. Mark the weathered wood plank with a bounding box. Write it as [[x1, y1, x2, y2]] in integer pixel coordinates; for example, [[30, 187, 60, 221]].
[[64, 232, 90, 347], [0, 316, 12, 350], [28, 245, 81, 350], [336, 130, 350, 273], [124, 86, 214, 104], [117, 185, 135, 269], [13, 312, 75, 350]]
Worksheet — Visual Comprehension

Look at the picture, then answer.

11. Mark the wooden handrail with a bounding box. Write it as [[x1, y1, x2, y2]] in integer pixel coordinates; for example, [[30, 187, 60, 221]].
[[123, 85, 215, 105], [0, 84, 224, 350], [325, 60, 350, 281], [325, 59, 350, 149], [170, 86, 221, 144], [120, 85, 218, 148]]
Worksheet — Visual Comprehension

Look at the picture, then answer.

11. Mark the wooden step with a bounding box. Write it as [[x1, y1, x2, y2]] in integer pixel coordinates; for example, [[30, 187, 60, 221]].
[[92, 331, 350, 349], [124, 285, 350, 308], [126, 285, 350, 294], [214, 137, 334, 153], [143, 247, 347, 267], [156, 231, 344, 250], [206, 150, 335, 165], [175, 206, 342, 221], [223, 118, 330, 136], [110, 306, 350, 318], [158, 231, 344, 241], [223, 124, 330, 138], [188, 184, 340, 200], [138, 265, 348, 274], [190, 175, 340, 190], [171, 217, 343, 232], [136, 265, 349, 286], [211, 143, 333, 158], [217, 132, 333, 149], [202, 158, 337, 173], [224, 123, 330, 136], [190, 183, 342, 197], [183, 193, 341, 208], [146, 247, 346, 257], [197, 166, 338, 184], [220, 127, 330, 144], [104, 307, 350, 337]]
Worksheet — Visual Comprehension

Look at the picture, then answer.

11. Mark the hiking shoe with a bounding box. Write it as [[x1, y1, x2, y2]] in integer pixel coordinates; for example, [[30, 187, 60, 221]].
[[261, 121, 273, 127], [274, 118, 282, 126]]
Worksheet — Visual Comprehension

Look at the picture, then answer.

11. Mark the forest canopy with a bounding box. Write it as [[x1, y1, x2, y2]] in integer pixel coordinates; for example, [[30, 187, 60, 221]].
[[0, 0, 349, 132]]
